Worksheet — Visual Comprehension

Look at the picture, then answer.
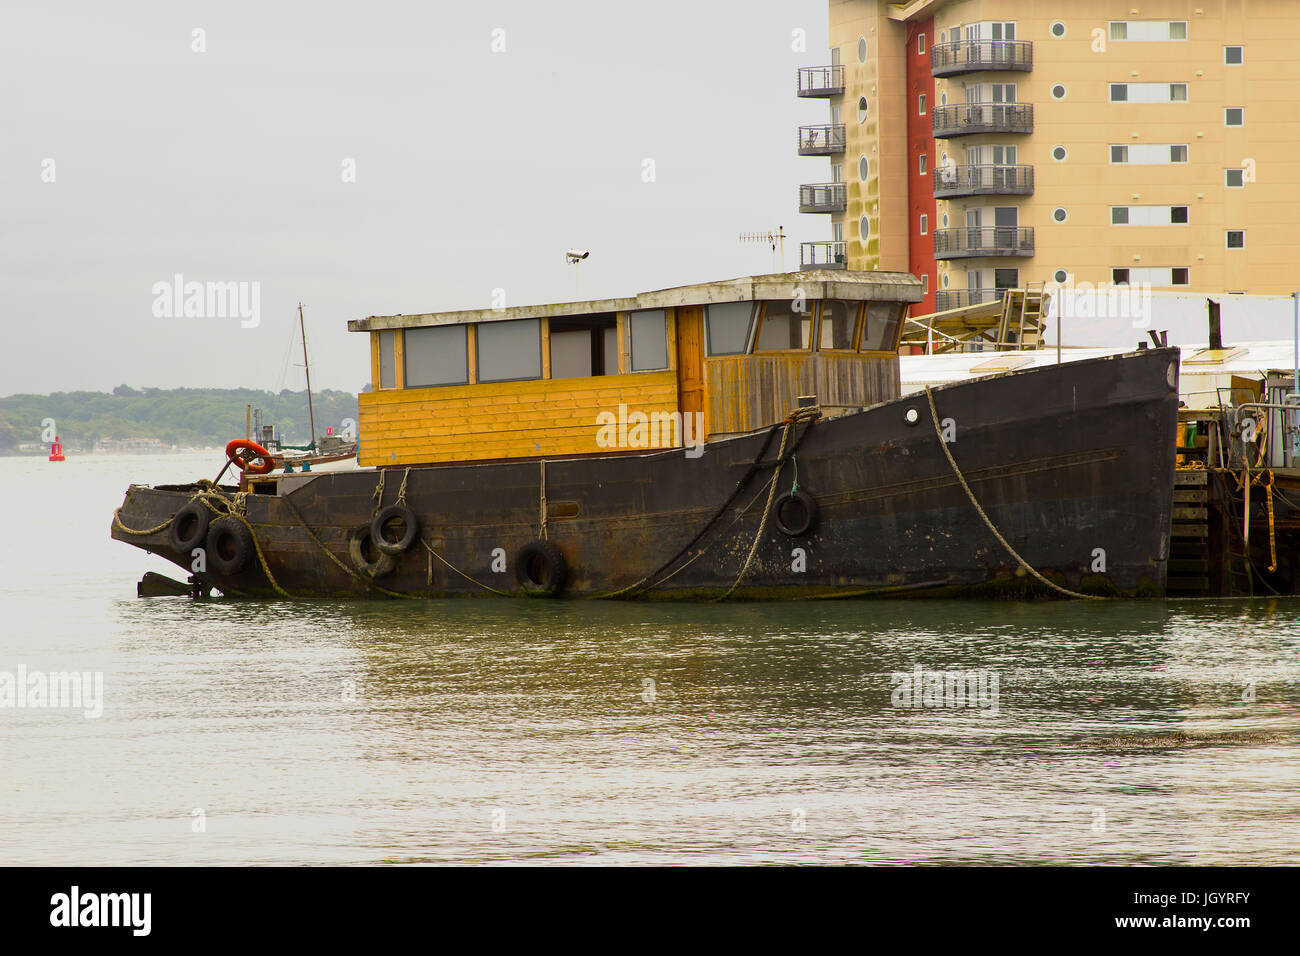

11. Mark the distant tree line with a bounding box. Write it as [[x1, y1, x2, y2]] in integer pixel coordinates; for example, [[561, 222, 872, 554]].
[[0, 386, 360, 452]]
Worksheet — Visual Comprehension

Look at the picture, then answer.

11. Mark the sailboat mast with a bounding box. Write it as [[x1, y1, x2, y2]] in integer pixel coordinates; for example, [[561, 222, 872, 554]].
[[299, 302, 317, 452]]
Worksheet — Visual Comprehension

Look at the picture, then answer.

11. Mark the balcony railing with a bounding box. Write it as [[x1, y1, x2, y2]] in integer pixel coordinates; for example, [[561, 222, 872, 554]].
[[800, 241, 847, 270], [797, 65, 844, 98], [932, 103, 1033, 138], [933, 164, 1035, 199], [934, 289, 1007, 311], [798, 182, 847, 213], [797, 124, 846, 156], [931, 39, 1033, 77], [933, 226, 1035, 260]]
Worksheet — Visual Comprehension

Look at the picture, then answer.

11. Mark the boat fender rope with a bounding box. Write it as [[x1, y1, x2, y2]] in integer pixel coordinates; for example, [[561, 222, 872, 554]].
[[281, 494, 415, 599], [923, 386, 1106, 601], [420, 537, 511, 596]]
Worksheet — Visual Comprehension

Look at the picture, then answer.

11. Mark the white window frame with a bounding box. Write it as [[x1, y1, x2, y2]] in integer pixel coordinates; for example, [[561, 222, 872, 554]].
[[1225, 107, 1244, 127], [1226, 230, 1246, 250], [919, 214, 929, 235], [1224, 45, 1243, 65]]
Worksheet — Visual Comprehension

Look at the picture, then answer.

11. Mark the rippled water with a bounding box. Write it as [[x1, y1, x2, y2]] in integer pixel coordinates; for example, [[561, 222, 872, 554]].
[[1, 452, 1297, 865]]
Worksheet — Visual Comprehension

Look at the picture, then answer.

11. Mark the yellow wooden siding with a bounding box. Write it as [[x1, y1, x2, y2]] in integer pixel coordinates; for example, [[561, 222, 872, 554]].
[[359, 371, 680, 465], [705, 353, 899, 435]]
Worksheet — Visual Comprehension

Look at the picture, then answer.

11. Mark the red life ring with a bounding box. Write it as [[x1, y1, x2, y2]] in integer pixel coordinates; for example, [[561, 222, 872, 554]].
[[225, 439, 275, 475]]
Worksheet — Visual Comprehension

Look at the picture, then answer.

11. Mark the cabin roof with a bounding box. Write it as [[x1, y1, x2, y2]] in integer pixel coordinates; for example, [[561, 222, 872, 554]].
[[348, 271, 923, 332]]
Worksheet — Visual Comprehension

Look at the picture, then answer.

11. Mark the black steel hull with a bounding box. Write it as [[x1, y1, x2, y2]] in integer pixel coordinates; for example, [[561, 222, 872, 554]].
[[111, 348, 1180, 599]]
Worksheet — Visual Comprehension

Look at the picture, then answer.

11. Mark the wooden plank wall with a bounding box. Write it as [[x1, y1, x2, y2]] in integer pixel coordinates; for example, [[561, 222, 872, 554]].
[[704, 353, 900, 435], [359, 371, 680, 466]]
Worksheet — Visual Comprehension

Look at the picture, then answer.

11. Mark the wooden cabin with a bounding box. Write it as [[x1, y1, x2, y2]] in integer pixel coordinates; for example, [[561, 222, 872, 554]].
[[347, 272, 922, 467]]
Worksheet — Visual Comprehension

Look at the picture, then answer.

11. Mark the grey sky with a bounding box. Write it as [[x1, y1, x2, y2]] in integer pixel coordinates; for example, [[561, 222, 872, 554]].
[[1, 0, 830, 396]]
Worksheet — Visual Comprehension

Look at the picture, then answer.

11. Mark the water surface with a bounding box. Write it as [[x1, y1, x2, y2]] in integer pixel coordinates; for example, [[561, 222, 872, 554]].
[[1, 453, 1296, 864]]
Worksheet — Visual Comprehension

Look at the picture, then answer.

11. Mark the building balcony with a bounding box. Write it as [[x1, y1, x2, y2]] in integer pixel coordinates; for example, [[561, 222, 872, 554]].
[[797, 66, 844, 98], [931, 39, 1033, 77], [932, 103, 1033, 138], [797, 124, 846, 156], [934, 289, 1007, 311], [798, 183, 847, 213], [933, 164, 1034, 199], [800, 241, 847, 270], [933, 226, 1034, 260]]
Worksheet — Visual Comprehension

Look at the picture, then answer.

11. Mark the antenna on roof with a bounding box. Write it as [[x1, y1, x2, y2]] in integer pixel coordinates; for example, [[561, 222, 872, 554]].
[[739, 226, 786, 273]]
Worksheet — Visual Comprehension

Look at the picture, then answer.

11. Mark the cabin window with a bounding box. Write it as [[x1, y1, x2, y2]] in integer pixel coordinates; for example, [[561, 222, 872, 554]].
[[549, 314, 618, 378], [818, 301, 860, 350], [860, 302, 903, 352], [704, 302, 755, 355], [378, 330, 397, 389], [755, 300, 812, 352], [403, 325, 468, 387], [629, 310, 669, 371], [476, 318, 542, 383]]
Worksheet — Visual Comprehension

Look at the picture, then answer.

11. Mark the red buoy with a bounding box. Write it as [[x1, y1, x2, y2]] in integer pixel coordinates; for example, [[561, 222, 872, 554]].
[[49, 436, 65, 462]]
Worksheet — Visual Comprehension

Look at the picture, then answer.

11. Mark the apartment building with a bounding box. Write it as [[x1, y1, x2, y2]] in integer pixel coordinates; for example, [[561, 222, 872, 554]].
[[796, 0, 1298, 314]]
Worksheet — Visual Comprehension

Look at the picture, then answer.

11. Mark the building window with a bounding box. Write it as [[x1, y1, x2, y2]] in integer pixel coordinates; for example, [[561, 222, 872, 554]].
[[918, 93, 927, 115], [704, 302, 755, 356], [1053, 208, 1068, 223], [629, 310, 669, 371], [1050, 22, 1066, 38], [859, 215, 871, 240], [1111, 21, 1187, 41], [1225, 107, 1244, 126], [404, 325, 468, 387], [1109, 22, 1128, 41], [1111, 144, 1190, 164], [918, 34, 926, 55], [1171, 206, 1189, 224], [1172, 268, 1189, 285], [857, 37, 867, 63], [919, 214, 929, 235], [378, 330, 397, 389], [1110, 84, 1128, 102], [1111, 82, 1187, 102], [859, 156, 870, 181], [1171, 145, 1188, 163], [1112, 268, 1130, 285], [1169, 22, 1187, 40], [942, 213, 949, 228], [1225, 45, 1243, 65], [818, 301, 860, 350], [1226, 230, 1245, 249], [1111, 207, 1129, 224], [1053, 269, 1069, 283], [1052, 145, 1068, 162], [1111, 145, 1128, 163], [756, 300, 812, 352], [919, 154, 928, 175], [1051, 84, 1067, 100], [921, 274, 930, 296], [858, 97, 869, 122], [477, 318, 542, 383], [1226, 168, 1245, 188], [1170, 83, 1188, 101]]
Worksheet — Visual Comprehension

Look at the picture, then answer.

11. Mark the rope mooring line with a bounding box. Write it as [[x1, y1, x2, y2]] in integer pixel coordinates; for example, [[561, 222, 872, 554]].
[[923, 386, 1105, 601], [420, 538, 512, 596]]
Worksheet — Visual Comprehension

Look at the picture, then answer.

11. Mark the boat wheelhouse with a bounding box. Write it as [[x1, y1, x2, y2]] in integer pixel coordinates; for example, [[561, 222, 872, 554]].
[[349, 272, 919, 466]]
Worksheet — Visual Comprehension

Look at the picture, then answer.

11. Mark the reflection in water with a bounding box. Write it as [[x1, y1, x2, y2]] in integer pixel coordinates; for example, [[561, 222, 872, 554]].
[[0, 454, 1297, 864]]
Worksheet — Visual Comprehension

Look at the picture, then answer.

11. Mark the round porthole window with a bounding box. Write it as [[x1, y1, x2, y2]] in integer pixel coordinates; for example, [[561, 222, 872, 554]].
[[1051, 84, 1067, 100], [859, 216, 871, 240], [1051, 22, 1066, 38], [942, 213, 949, 228], [858, 97, 869, 122], [1054, 269, 1069, 283], [859, 156, 869, 181], [858, 37, 867, 63], [1053, 207, 1068, 223], [942, 274, 950, 288], [1052, 145, 1068, 162]]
